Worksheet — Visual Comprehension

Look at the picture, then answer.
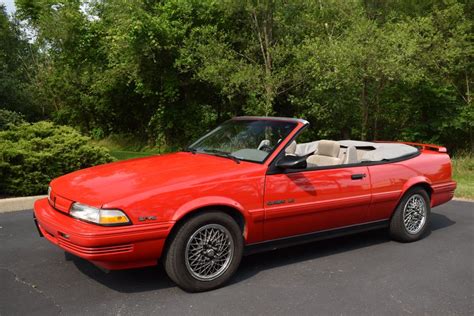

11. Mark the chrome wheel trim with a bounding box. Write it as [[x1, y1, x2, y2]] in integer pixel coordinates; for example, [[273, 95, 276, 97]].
[[403, 194, 427, 234], [185, 224, 234, 281]]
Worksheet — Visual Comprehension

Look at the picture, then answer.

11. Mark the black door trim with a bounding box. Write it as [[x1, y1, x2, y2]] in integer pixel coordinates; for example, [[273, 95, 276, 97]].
[[244, 219, 389, 256]]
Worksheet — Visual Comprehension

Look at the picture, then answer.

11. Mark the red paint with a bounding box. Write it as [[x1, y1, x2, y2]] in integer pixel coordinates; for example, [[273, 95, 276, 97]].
[[264, 166, 371, 240], [34, 118, 456, 270]]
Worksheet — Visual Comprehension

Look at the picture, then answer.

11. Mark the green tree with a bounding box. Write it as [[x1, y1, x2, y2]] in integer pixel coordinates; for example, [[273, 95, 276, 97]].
[[12, 0, 473, 152], [0, 5, 37, 117]]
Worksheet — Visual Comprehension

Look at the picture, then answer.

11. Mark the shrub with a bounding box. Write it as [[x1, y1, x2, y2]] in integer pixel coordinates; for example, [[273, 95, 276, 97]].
[[0, 109, 26, 130], [0, 121, 115, 196]]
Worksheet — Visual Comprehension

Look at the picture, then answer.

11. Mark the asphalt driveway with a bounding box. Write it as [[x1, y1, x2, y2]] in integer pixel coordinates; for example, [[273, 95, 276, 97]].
[[0, 200, 472, 315]]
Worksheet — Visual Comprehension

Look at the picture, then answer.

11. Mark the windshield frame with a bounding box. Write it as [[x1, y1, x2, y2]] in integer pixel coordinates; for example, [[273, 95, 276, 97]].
[[187, 117, 303, 164]]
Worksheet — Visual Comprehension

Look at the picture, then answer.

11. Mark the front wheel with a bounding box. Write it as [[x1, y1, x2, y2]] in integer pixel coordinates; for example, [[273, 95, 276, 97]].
[[163, 211, 243, 292], [390, 187, 431, 242]]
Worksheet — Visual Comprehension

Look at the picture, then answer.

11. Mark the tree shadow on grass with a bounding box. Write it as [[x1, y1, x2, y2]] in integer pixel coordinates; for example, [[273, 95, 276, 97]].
[[71, 211, 455, 293]]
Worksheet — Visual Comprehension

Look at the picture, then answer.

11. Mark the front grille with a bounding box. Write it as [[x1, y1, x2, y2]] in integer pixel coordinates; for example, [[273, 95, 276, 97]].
[[57, 237, 133, 255]]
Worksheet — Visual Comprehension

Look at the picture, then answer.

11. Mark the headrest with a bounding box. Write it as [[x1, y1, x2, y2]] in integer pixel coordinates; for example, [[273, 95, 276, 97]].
[[258, 139, 271, 150], [318, 140, 340, 157], [285, 141, 297, 155], [345, 145, 358, 164]]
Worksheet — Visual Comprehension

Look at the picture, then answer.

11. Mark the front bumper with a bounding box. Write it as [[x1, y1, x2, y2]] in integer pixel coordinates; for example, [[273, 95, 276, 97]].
[[33, 198, 173, 270]]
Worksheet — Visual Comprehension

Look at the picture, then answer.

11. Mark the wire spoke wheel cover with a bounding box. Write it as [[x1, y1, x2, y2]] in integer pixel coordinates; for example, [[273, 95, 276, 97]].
[[402, 194, 427, 234], [185, 224, 234, 281]]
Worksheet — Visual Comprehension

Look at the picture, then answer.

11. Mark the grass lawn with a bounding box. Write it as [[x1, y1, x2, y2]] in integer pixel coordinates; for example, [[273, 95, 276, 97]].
[[109, 147, 473, 200], [109, 150, 158, 160], [91, 136, 164, 161], [452, 154, 473, 200]]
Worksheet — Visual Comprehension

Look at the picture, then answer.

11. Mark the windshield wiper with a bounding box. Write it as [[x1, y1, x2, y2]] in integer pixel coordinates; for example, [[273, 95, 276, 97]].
[[202, 149, 241, 164], [184, 147, 197, 154]]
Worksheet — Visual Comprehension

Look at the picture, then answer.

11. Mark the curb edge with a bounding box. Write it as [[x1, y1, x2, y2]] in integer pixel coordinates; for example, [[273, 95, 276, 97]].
[[0, 195, 47, 213]]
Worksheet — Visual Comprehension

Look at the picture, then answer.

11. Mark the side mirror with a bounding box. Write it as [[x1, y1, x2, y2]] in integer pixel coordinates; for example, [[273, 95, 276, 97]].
[[275, 155, 307, 170]]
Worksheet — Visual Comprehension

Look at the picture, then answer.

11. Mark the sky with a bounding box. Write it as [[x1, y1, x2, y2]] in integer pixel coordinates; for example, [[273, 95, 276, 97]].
[[1, 0, 16, 13]]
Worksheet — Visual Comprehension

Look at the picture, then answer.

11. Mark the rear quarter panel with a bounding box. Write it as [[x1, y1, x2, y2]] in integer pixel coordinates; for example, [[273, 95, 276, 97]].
[[367, 150, 454, 221]]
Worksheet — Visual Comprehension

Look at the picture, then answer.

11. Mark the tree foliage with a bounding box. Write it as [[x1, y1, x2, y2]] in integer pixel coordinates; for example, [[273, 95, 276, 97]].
[[4, 0, 473, 152], [0, 5, 39, 118]]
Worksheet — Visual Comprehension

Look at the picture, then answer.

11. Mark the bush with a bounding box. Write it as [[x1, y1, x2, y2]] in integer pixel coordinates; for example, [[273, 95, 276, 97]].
[[0, 121, 115, 196], [0, 109, 26, 130]]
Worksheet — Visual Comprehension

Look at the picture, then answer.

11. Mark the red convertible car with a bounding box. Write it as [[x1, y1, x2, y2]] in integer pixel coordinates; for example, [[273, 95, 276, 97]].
[[34, 116, 456, 292]]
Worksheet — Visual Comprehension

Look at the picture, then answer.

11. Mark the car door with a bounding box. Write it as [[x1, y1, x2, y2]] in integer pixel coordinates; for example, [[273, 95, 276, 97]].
[[263, 166, 371, 241]]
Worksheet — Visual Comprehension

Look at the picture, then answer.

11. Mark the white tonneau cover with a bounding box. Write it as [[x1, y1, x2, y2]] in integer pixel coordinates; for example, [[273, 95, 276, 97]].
[[292, 140, 418, 162], [338, 140, 418, 161], [294, 141, 319, 157]]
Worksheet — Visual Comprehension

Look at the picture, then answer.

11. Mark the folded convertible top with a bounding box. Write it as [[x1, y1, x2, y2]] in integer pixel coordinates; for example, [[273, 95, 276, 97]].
[[338, 140, 418, 162], [293, 140, 420, 162]]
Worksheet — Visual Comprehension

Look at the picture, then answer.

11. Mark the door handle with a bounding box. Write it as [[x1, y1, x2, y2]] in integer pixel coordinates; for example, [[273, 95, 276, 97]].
[[351, 173, 366, 180]]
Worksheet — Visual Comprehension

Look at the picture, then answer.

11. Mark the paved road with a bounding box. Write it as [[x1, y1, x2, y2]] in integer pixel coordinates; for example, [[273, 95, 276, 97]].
[[1, 201, 473, 315]]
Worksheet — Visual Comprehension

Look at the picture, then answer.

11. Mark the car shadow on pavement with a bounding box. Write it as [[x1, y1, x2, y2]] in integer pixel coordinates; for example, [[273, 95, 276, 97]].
[[232, 212, 455, 285], [71, 211, 455, 293], [430, 212, 456, 231]]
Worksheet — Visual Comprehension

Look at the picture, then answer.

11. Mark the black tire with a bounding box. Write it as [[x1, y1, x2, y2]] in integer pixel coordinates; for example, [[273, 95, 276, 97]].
[[389, 187, 431, 242], [163, 211, 244, 292]]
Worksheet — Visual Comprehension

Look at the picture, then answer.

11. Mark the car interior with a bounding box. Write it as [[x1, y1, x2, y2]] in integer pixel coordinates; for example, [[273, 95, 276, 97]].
[[282, 139, 419, 168]]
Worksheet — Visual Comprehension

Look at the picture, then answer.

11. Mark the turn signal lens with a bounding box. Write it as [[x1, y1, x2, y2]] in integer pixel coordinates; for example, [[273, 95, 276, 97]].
[[70, 203, 130, 226], [47, 186, 52, 203], [99, 210, 130, 225]]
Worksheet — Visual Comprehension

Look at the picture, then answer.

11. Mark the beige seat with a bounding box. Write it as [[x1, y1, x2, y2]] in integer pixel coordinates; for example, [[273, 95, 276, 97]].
[[307, 140, 342, 166], [344, 145, 358, 164], [338, 147, 347, 162], [285, 141, 297, 156]]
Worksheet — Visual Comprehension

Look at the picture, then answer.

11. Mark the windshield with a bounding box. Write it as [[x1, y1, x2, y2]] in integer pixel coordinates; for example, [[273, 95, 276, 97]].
[[188, 119, 297, 163]]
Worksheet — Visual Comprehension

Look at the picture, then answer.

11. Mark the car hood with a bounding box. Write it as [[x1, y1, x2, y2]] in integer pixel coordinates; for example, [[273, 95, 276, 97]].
[[51, 152, 262, 207]]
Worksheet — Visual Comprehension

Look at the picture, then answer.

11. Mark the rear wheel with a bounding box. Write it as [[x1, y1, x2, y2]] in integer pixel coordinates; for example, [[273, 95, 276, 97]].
[[390, 187, 431, 242], [163, 211, 243, 292]]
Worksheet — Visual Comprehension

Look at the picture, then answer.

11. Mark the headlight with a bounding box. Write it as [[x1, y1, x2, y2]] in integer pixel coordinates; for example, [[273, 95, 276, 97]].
[[70, 203, 131, 226]]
